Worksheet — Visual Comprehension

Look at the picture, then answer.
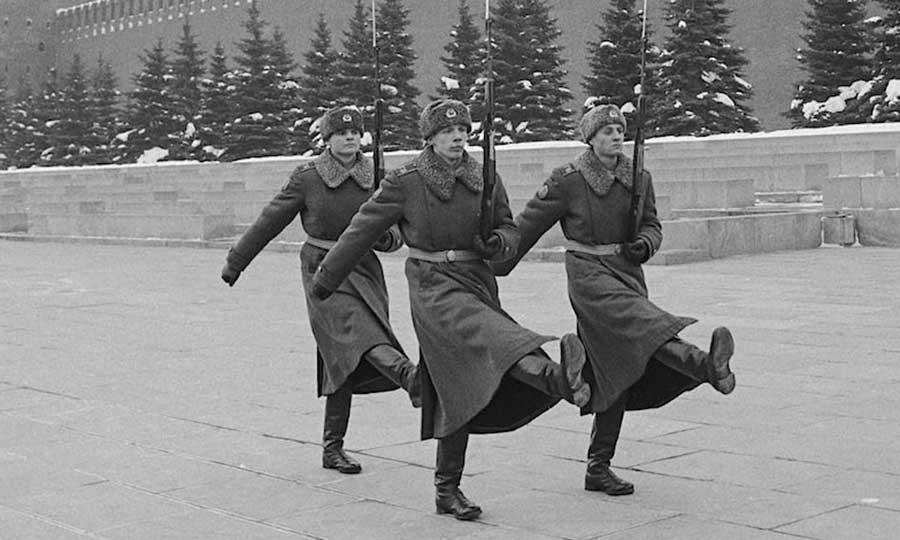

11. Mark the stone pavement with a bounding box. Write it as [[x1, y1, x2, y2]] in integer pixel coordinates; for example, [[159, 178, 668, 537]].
[[2, 240, 900, 540]]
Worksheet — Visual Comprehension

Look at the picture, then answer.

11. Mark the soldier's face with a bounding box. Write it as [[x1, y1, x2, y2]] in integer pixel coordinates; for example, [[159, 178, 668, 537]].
[[430, 124, 469, 162], [589, 124, 625, 159], [328, 129, 362, 159]]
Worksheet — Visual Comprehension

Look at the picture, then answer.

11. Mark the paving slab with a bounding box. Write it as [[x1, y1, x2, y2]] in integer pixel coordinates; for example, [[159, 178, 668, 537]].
[[2, 240, 900, 539]]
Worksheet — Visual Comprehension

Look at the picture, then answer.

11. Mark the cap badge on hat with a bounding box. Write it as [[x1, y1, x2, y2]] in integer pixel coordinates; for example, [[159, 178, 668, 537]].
[[342, 114, 352, 122], [609, 109, 619, 118], [446, 108, 457, 118]]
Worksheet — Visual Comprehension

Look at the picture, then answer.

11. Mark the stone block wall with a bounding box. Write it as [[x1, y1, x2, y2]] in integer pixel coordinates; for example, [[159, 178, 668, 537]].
[[824, 174, 900, 247]]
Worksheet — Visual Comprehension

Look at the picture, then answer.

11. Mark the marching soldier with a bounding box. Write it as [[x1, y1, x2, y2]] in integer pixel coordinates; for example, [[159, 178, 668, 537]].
[[311, 99, 592, 520], [493, 104, 736, 496], [220, 105, 420, 475]]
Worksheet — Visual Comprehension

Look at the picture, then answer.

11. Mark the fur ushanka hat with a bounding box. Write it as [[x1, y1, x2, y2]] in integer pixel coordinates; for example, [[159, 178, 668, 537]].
[[320, 105, 364, 142], [419, 99, 472, 140], [578, 104, 627, 143]]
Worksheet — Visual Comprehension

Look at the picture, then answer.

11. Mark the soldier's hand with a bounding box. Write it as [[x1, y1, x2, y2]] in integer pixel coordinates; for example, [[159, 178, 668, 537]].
[[623, 239, 650, 264], [311, 282, 334, 301], [221, 264, 241, 287], [473, 233, 503, 259], [373, 230, 400, 252]]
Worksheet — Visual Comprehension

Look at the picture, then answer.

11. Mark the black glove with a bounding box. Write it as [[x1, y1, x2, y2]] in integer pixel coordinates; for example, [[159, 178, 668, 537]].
[[221, 264, 241, 287], [311, 265, 335, 300], [311, 281, 334, 301], [373, 230, 398, 252], [473, 233, 503, 259], [623, 238, 650, 264]]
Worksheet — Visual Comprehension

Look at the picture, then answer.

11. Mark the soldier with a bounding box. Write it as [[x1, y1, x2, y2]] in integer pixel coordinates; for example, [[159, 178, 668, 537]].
[[220, 105, 419, 475], [493, 104, 736, 496], [310, 99, 591, 521]]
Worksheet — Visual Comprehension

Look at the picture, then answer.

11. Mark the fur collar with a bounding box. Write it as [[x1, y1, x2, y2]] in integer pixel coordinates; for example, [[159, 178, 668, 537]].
[[314, 150, 374, 190], [573, 149, 633, 197], [414, 147, 483, 201]]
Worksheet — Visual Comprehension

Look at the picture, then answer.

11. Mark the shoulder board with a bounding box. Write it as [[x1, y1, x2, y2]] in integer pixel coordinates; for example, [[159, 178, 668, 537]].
[[551, 163, 578, 179], [393, 163, 418, 177]]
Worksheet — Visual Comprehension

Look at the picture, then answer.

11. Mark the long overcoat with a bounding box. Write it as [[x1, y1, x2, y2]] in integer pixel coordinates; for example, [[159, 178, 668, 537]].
[[226, 151, 403, 397], [314, 147, 559, 439], [494, 149, 700, 413]]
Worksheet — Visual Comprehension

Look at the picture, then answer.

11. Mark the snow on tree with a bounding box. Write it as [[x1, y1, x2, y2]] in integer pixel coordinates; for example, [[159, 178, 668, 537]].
[[168, 18, 206, 161], [88, 55, 122, 165], [491, 0, 574, 143], [833, 0, 900, 124], [6, 78, 35, 169], [582, 0, 660, 140], [18, 68, 61, 167], [373, 0, 422, 150], [270, 26, 307, 155], [434, 0, 484, 118], [333, 0, 376, 118], [298, 14, 341, 153], [788, 0, 873, 127], [0, 77, 10, 169], [652, 0, 760, 137], [220, 0, 293, 161], [45, 54, 94, 166], [120, 39, 180, 163], [196, 42, 234, 160]]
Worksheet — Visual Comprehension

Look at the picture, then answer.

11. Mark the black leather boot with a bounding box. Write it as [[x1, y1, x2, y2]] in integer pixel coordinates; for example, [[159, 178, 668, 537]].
[[654, 330, 735, 395], [364, 344, 421, 407], [584, 397, 634, 495], [507, 334, 591, 407], [707, 327, 735, 394], [322, 385, 362, 474], [435, 429, 482, 521]]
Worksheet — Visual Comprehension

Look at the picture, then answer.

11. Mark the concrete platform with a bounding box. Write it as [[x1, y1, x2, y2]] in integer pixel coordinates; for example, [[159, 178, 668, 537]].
[[2, 240, 900, 539]]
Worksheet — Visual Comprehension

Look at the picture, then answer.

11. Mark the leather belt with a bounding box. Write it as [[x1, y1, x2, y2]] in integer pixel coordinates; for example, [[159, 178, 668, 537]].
[[564, 240, 622, 256], [304, 236, 337, 250], [407, 247, 482, 262]]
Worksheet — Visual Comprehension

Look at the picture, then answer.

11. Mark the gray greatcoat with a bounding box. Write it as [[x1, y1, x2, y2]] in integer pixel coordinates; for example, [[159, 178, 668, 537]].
[[226, 151, 403, 396], [314, 147, 559, 439], [494, 149, 700, 413]]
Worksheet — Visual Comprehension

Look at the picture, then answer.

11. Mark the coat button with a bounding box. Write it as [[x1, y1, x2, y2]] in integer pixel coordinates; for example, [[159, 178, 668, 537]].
[[446, 250, 457, 262]]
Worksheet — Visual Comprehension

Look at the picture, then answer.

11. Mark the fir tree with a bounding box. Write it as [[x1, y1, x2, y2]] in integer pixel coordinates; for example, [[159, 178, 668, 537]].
[[196, 42, 234, 160], [374, 0, 421, 150], [299, 14, 340, 151], [6, 79, 35, 169], [333, 0, 377, 142], [788, 0, 873, 127], [652, 0, 760, 137], [837, 0, 900, 123], [491, 0, 573, 143], [90, 55, 122, 165], [582, 0, 659, 139], [26, 68, 62, 166], [122, 39, 180, 163], [169, 17, 206, 160], [46, 54, 94, 166], [0, 77, 9, 169], [434, 0, 483, 109], [271, 26, 307, 154], [220, 1, 293, 160]]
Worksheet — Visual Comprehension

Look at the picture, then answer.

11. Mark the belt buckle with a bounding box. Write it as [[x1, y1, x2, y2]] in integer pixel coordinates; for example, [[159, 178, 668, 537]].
[[613, 244, 622, 255], [445, 250, 457, 262]]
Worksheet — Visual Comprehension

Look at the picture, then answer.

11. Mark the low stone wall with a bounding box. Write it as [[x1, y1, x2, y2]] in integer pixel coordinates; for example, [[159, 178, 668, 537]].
[[5, 124, 899, 260], [824, 174, 900, 246]]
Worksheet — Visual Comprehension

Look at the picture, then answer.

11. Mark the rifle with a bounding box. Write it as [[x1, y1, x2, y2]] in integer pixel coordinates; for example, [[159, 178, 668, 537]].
[[627, 0, 649, 241], [371, 0, 385, 186], [480, 0, 496, 241]]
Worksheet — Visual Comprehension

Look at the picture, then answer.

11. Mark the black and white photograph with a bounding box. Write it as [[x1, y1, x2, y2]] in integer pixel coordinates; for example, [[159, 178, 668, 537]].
[[2, 0, 899, 538]]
